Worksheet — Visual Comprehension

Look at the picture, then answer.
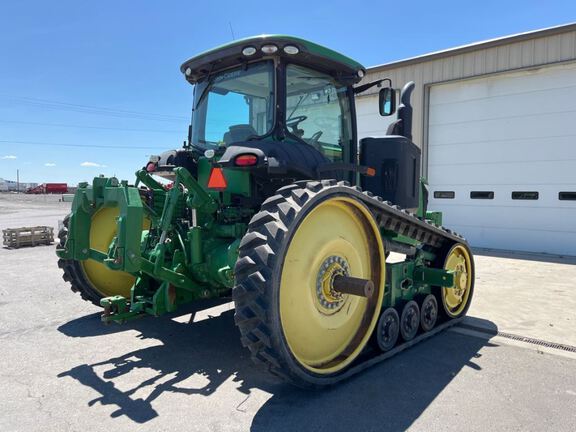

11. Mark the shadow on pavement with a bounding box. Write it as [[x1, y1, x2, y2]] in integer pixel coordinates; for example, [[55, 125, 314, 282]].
[[251, 322, 496, 432], [57, 301, 279, 423], [57, 308, 497, 429]]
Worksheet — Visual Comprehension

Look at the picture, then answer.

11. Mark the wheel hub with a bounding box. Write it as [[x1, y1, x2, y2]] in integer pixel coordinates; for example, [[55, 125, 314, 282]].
[[403, 308, 418, 332], [421, 294, 438, 332], [458, 270, 468, 290], [381, 315, 396, 343], [451, 259, 468, 300], [423, 304, 435, 322], [315, 256, 350, 314]]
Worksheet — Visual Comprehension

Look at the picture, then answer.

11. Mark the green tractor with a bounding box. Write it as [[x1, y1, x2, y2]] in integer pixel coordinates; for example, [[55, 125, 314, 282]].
[[57, 35, 474, 387]]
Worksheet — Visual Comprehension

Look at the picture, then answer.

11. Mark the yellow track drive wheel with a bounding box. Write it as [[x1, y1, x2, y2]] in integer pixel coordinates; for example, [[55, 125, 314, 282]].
[[58, 209, 148, 306], [233, 180, 385, 388], [439, 243, 475, 319]]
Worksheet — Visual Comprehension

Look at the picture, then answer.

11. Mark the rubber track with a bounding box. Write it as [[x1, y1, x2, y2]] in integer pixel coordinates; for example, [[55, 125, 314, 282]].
[[57, 214, 103, 306], [233, 179, 469, 387]]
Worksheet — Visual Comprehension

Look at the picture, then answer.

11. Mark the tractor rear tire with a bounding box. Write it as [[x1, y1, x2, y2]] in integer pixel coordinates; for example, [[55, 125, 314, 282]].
[[233, 180, 385, 387], [58, 214, 105, 306], [58, 209, 144, 307]]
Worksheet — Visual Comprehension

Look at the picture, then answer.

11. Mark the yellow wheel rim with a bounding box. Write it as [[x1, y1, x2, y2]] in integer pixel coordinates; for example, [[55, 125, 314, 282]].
[[80, 207, 147, 298], [442, 244, 473, 318], [279, 197, 384, 374]]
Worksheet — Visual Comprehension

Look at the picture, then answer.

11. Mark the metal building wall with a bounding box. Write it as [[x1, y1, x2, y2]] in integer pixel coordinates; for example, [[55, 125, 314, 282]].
[[356, 24, 576, 174]]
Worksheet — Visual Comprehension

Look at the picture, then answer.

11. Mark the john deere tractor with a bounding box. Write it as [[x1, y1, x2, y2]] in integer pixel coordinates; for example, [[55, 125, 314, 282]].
[[57, 35, 474, 387]]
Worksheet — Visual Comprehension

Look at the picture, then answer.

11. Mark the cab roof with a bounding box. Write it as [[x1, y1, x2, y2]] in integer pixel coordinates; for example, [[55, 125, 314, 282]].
[[180, 35, 366, 85]]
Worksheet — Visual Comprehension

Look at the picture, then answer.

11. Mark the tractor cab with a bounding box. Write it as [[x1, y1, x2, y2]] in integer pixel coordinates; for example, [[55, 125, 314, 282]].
[[149, 35, 419, 210], [177, 35, 391, 184]]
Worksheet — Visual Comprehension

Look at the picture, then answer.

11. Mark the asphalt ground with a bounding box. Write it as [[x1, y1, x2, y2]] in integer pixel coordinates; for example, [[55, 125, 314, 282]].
[[1, 193, 575, 432]]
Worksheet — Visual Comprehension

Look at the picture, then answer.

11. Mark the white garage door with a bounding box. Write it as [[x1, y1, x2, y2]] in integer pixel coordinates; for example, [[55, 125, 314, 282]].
[[428, 62, 576, 256]]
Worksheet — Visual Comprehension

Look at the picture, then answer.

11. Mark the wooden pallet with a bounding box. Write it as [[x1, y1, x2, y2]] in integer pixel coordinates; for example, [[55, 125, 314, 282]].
[[2, 226, 54, 249]]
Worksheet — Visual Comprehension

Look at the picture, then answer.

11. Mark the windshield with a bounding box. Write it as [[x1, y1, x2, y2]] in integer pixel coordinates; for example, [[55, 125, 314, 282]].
[[191, 61, 274, 149], [285, 64, 352, 162]]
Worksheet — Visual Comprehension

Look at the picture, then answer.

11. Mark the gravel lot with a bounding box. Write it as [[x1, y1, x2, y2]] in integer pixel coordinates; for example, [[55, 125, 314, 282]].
[[1, 193, 575, 432]]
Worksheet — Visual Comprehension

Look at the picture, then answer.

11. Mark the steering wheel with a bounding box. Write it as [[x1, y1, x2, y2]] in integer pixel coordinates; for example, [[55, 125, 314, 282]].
[[286, 115, 307, 128]]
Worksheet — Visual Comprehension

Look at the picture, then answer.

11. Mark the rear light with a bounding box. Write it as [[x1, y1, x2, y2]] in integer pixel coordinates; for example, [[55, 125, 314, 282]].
[[146, 162, 156, 173], [207, 167, 227, 190], [234, 154, 258, 166]]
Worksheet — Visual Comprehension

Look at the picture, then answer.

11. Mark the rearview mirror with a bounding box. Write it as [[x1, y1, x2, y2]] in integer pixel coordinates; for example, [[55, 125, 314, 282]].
[[379, 87, 396, 116]]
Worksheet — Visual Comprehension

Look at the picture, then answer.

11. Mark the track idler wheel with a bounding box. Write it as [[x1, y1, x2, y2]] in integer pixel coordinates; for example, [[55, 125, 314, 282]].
[[400, 300, 420, 341], [375, 307, 400, 351], [233, 180, 385, 387], [420, 294, 438, 332], [437, 242, 475, 319]]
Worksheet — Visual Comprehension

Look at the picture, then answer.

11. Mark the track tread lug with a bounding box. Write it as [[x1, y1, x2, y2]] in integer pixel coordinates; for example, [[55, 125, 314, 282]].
[[239, 231, 267, 250], [305, 181, 322, 192], [57, 214, 107, 306], [249, 211, 277, 229]]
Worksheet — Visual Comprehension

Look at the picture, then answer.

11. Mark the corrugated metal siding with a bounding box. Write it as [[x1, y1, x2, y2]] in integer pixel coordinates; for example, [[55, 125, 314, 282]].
[[357, 29, 576, 155]]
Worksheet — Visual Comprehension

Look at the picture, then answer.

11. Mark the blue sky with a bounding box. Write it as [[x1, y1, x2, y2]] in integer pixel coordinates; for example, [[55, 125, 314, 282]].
[[1, 0, 575, 184]]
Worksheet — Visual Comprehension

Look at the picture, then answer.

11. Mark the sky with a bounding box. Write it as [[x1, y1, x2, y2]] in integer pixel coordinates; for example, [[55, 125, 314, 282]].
[[1, 0, 575, 184]]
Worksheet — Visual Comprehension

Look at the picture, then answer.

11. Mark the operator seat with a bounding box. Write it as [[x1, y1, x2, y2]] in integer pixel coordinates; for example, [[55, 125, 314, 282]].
[[223, 125, 258, 145]]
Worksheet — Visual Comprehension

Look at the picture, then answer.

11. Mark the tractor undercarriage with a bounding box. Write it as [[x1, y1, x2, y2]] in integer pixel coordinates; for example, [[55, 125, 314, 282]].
[[57, 170, 473, 386]]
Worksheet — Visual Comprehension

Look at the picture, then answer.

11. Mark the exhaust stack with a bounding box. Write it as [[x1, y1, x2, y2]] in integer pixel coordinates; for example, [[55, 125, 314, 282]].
[[386, 81, 415, 141]]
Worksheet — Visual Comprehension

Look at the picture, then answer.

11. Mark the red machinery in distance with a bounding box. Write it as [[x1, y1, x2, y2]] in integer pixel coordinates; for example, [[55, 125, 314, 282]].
[[26, 183, 68, 194]]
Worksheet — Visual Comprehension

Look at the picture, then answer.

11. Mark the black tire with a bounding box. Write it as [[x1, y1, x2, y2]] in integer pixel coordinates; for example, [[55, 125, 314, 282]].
[[399, 300, 420, 341], [232, 180, 384, 388], [57, 214, 104, 307], [375, 307, 400, 352], [420, 294, 438, 332]]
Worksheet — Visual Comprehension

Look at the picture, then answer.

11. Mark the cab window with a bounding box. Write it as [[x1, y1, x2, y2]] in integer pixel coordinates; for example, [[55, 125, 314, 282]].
[[285, 64, 352, 162], [191, 61, 274, 148]]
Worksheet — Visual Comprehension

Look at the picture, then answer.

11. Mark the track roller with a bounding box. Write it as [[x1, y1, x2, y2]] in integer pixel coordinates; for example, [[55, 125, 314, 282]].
[[400, 300, 420, 341], [420, 294, 438, 332], [375, 307, 400, 351]]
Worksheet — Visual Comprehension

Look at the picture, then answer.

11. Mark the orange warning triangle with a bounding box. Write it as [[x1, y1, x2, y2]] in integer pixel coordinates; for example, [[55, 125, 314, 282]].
[[207, 167, 227, 190]]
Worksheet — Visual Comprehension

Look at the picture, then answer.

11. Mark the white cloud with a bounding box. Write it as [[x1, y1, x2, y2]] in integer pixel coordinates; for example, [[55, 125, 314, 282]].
[[44, 162, 56, 167], [80, 161, 107, 168], [2, 155, 17, 160]]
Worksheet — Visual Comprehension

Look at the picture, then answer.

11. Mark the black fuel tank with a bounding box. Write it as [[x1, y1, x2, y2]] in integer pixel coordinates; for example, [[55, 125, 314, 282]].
[[360, 136, 421, 209]]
